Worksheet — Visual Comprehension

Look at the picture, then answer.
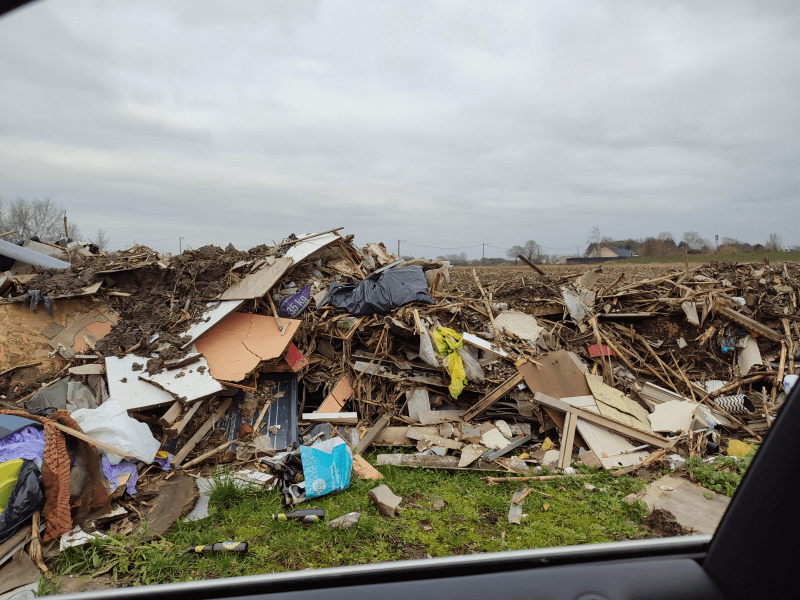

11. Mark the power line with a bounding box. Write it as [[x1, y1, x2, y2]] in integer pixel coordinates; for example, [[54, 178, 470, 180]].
[[399, 241, 483, 250]]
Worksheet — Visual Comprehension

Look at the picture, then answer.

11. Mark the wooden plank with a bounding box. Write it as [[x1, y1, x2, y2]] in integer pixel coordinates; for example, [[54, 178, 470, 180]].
[[462, 332, 509, 359], [158, 401, 184, 427], [558, 412, 578, 470], [67, 363, 106, 375], [376, 453, 529, 473], [49, 421, 137, 460], [218, 256, 294, 301], [716, 305, 783, 342], [356, 414, 391, 454], [173, 398, 233, 466], [301, 412, 358, 425], [462, 372, 524, 422], [533, 392, 669, 449], [406, 427, 463, 450], [352, 361, 448, 387]]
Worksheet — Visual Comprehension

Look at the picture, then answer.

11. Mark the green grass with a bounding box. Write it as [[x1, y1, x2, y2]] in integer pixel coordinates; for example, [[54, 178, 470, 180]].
[[685, 447, 757, 498], [617, 251, 800, 264], [43, 457, 652, 592]]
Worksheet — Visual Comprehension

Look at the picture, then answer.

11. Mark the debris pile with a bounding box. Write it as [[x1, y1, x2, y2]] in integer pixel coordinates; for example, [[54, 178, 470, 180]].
[[0, 228, 797, 573]]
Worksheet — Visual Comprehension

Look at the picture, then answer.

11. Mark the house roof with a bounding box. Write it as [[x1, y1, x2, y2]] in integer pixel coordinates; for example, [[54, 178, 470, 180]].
[[611, 248, 636, 257]]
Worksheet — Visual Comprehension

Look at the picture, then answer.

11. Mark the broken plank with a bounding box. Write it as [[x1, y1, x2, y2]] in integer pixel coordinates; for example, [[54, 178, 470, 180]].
[[353, 361, 448, 387], [352, 454, 384, 480], [302, 412, 358, 425], [48, 421, 137, 460], [173, 398, 233, 466], [166, 399, 204, 438], [158, 401, 183, 427], [376, 453, 528, 473], [462, 332, 510, 359], [318, 376, 354, 413], [557, 412, 578, 470], [356, 414, 391, 454], [67, 363, 105, 375], [462, 372, 524, 422], [406, 427, 463, 450]]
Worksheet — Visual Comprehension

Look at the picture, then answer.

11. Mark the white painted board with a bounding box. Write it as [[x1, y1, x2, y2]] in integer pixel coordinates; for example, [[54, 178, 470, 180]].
[[138, 353, 223, 403], [284, 232, 340, 263], [105, 354, 173, 411]]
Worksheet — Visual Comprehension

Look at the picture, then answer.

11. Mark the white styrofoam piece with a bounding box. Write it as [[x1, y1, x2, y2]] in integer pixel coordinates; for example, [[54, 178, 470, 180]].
[[284, 232, 340, 263], [180, 300, 243, 349], [138, 353, 223, 403], [105, 354, 174, 411]]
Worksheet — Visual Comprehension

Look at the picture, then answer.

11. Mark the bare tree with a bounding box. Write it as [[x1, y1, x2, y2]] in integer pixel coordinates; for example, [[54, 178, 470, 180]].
[[765, 233, 782, 251], [507, 240, 539, 263], [656, 231, 674, 242], [93, 229, 110, 251], [0, 197, 82, 243], [682, 231, 708, 250]]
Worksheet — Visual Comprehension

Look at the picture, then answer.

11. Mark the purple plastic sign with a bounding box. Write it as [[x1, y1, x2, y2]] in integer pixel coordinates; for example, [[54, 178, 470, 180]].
[[278, 285, 312, 319]]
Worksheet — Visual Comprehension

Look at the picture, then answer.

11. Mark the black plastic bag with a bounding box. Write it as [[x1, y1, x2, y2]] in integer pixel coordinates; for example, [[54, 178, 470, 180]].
[[0, 459, 45, 544], [323, 266, 433, 316]]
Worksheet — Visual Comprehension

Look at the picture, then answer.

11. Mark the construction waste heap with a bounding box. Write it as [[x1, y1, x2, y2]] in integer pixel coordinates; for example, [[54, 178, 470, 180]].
[[0, 228, 797, 575]]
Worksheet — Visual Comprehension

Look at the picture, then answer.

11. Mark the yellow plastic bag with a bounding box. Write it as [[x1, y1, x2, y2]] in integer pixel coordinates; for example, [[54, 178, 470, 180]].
[[432, 327, 467, 398], [727, 440, 753, 457]]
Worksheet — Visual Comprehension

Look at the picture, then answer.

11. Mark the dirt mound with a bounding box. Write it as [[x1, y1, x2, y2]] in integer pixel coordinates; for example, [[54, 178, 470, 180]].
[[643, 509, 693, 537]]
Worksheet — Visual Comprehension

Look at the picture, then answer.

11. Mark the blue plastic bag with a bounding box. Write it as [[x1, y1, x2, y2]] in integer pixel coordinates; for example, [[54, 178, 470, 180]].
[[299, 438, 352, 500]]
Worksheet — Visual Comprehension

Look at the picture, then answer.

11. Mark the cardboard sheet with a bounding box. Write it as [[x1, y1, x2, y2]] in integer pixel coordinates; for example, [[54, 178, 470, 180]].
[[318, 376, 354, 413], [49, 305, 120, 359], [180, 300, 243, 349], [585, 373, 653, 433], [195, 313, 301, 381]]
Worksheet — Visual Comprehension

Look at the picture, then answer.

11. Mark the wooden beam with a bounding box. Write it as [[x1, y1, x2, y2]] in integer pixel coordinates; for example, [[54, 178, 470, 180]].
[[462, 372, 524, 422], [48, 421, 137, 460], [715, 305, 783, 343], [158, 401, 183, 427], [558, 411, 578, 470], [301, 412, 358, 425], [165, 399, 204, 438], [356, 414, 391, 455], [532, 392, 669, 449], [173, 398, 233, 466]]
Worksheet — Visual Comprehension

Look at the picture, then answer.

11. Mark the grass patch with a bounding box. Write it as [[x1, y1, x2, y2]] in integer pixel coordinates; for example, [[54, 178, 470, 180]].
[[685, 447, 757, 497], [618, 251, 800, 264], [45, 459, 654, 592]]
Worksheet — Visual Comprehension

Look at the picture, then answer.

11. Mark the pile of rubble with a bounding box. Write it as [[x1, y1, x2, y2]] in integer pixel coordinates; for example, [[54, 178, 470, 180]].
[[0, 228, 797, 576]]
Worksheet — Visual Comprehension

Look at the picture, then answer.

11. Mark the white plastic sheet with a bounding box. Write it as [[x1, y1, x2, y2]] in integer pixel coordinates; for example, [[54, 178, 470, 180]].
[[71, 399, 160, 465]]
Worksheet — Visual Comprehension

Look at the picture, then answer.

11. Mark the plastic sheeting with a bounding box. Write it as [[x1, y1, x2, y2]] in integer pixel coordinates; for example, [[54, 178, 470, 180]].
[[71, 399, 160, 465], [0, 459, 45, 544], [323, 266, 433, 316], [0, 426, 45, 470], [432, 327, 468, 399]]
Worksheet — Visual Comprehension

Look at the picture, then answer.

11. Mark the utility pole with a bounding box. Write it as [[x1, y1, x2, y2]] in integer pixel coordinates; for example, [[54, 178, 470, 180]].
[[482, 243, 485, 263], [179, 237, 183, 254], [537, 244, 540, 264], [397, 239, 400, 256]]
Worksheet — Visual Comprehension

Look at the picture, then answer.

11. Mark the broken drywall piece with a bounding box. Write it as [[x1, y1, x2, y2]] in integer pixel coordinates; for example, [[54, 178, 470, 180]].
[[480, 428, 509, 450], [406, 388, 431, 422], [106, 354, 175, 411], [495, 420, 513, 439], [195, 312, 301, 381], [494, 310, 544, 347], [737, 335, 762, 376], [585, 373, 653, 433], [138, 354, 223, 403], [578, 270, 601, 288], [682, 301, 700, 326], [418, 409, 463, 425], [463, 332, 509, 359], [458, 443, 486, 468], [648, 400, 709, 434]]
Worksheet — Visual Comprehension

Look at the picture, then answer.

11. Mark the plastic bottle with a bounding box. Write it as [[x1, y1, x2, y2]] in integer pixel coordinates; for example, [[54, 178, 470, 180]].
[[272, 509, 325, 523], [188, 542, 248, 553]]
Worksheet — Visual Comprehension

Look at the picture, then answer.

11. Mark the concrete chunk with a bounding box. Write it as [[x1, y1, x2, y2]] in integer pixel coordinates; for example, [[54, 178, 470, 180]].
[[369, 484, 402, 517]]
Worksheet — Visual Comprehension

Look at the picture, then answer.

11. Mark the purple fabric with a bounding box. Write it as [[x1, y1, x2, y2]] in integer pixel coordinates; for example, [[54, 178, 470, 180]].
[[154, 452, 172, 471], [101, 457, 138, 495], [0, 425, 45, 469], [278, 285, 312, 318]]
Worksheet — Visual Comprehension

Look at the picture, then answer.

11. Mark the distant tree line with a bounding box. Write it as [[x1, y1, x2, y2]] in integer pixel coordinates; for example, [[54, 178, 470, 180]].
[[0, 197, 109, 250]]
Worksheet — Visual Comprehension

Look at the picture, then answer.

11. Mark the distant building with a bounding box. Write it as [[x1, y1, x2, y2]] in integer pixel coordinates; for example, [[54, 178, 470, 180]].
[[555, 254, 581, 264], [599, 247, 637, 258]]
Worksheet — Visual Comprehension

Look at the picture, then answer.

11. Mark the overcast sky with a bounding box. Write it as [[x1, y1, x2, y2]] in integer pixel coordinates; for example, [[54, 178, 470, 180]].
[[1, 1, 798, 258]]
